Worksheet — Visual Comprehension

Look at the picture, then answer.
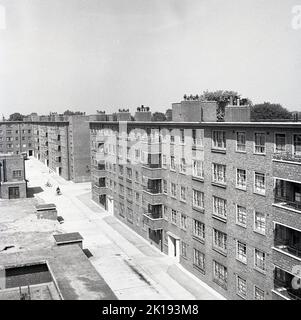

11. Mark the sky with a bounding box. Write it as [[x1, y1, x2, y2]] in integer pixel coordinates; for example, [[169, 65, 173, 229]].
[[0, 0, 301, 118]]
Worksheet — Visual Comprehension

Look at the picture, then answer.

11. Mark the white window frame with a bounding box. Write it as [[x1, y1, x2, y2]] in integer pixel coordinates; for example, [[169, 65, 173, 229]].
[[180, 186, 186, 202], [193, 248, 205, 271], [180, 213, 188, 230], [236, 240, 247, 264], [254, 248, 266, 273], [212, 163, 226, 185], [254, 286, 265, 300], [254, 132, 266, 155], [212, 130, 226, 150], [236, 168, 247, 190], [192, 189, 204, 210], [274, 132, 286, 153], [236, 131, 246, 153], [192, 159, 204, 179], [193, 219, 205, 240], [236, 275, 247, 299], [212, 196, 227, 220], [293, 133, 301, 156], [254, 172, 266, 195], [213, 229, 227, 253], [236, 205, 247, 228], [254, 211, 266, 235]]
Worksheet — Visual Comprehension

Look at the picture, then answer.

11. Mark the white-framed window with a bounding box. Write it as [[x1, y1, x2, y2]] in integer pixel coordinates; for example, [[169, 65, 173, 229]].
[[236, 132, 246, 152], [193, 248, 205, 271], [193, 219, 205, 240], [171, 209, 177, 224], [236, 169, 246, 190], [213, 196, 227, 219], [181, 241, 188, 258], [163, 205, 169, 220], [236, 276, 247, 298], [254, 286, 265, 300], [236, 205, 247, 227], [180, 213, 188, 230], [293, 134, 301, 156], [212, 163, 226, 184], [213, 229, 227, 253], [170, 155, 176, 170], [162, 154, 167, 167], [254, 172, 265, 195], [171, 183, 177, 198], [192, 160, 204, 178], [213, 261, 227, 288], [254, 249, 266, 272], [163, 179, 167, 194], [180, 186, 186, 202], [192, 189, 204, 209], [180, 129, 185, 144], [236, 241, 247, 264], [212, 130, 226, 150], [254, 132, 266, 154], [275, 133, 286, 153], [180, 158, 186, 173], [254, 211, 266, 234]]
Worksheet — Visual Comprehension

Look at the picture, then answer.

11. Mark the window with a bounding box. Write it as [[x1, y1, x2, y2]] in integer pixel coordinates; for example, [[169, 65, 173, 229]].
[[293, 134, 301, 156], [126, 167, 132, 179], [254, 133, 266, 154], [236, 132, 246, 152], [193, 249, 205, 271], [254, 172, 265, 195], [135, 171, 139, 181], [237, 276, 247, 298], [212, 131, 226, 150], [171, 209, 177, 224], [254, 286, 265, 300], [213, 229, 227, 253], [254, 249, 266, 272], [192, 160, 204, 178], [275, 133, 286, 153], [163, 180, 167, 194], [12, 170, 22, 178], [170, 156, 175, 170], [236, 205, 247, 227], [127, 187, 132, 197], [180, 158, 186, 173], [127, 208, 133, 223], [171, 183, 177, 198], [119, 204, 125, 217], [119, 165, 124, 175], [162, 154, 167, 167], [212, 163, 226, 185], [180, 186, 186, 202], [180, 129, 185, 143], [213, 261, 227, 288], [213, 196, 227, 219], [236, 169, 246, 190], [193, 220, 205, 240], [163, 206, 168, 220], [181, 242, 188, 258], [236, 241, 247, 263], [254, 211, 266, 234], [170, 133, 175, 144], [135, 192, 139, 202], [180, 214, 188, 230], [192, 189, 204, 209], [192, 129, 197, 145]]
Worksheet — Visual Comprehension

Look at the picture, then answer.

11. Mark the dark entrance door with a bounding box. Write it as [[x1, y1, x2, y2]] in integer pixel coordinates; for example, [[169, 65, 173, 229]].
[[9, 187, 20, 199]]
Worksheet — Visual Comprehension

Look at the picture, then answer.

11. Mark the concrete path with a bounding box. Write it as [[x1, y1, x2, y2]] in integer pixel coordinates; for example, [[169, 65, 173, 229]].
[[25, 157, 225, 300]]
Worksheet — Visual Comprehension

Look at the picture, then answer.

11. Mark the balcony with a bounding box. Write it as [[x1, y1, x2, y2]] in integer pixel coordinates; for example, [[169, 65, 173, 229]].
[[274, 224, 301, 259], [143, 179, 162, 194], [273, 267, 301, 300], [274, 179, 301, 213], [143, 210, 164, 230], [273, 152, 301, 164]]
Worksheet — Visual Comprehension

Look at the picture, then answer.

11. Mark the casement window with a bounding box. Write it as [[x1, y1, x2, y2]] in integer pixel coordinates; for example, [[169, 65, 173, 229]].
[[119, 204, 125, 217], [213, 196, 227, 219], [180, 158, 186, 173], [293, 134, 301, 156], [275, 133, 286, 153], [171, 183, 177, 198], [192, 160, 204, 178], [192, 189, 204, 209], [212, 130, 226, 150], [236, 276, 247, 298], [126, 167, 132, 179], [212, 163, 226, 184], [181, 242, 188, 258], [162, 154, 167, 167], [193, 249, 205, 271], [254, 211, 266, 234], [236, 205, 247, 227], [180, 129, 185, 143], [236, 132, 246, 152], [254, 249, 266, 272], [171, 209, 177, 224], [12, 170, 22, 178], [170, 156, 176, 170], [254, 286, 265, 300], [180, 214, 188, 230], [213, 261, 227, 288], [254, 172, 265, 195], [254, 133, 266, 154], [170, 132, 175, 144], [180, 186, 186, 202], [163, 206, 169, 220], [163, 180, 167, 194], [236, 169, 246, 190], [213, 229, 227, 253], [193, 219, 205, 240], [236, 241, 247, 263]]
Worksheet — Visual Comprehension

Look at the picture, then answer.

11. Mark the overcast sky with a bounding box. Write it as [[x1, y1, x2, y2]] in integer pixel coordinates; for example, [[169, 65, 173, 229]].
[[0, 0, 300, 118]]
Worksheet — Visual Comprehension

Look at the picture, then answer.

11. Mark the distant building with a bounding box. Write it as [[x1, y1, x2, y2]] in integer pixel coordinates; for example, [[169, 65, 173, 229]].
[[0, 154, 27, 199]]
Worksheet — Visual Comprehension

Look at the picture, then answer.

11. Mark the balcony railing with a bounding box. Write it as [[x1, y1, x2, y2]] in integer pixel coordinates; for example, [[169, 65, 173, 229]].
[[273, 152, 301, 164], [274, 196, 301, 212], [274, 241, 301, 259], [143, 186, 162, 194], [143, 213, 164, 230], [274, 279, 301, 300]]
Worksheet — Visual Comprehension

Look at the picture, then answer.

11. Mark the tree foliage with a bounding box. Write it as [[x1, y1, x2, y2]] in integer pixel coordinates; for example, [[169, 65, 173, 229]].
[[9, 112, 24, 121], [251, 102, 292, 121], [63, 110, 85, 115], [152, 112, 167, 121]]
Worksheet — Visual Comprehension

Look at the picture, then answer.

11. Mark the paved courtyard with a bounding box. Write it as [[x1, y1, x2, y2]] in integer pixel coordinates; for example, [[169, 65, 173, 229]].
[[24, 157, 225, 300]]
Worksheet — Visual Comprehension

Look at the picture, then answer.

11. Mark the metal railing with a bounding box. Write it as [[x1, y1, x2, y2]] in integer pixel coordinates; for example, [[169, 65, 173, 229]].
[[274, 196, 301, 211], [273, 152, 301, 163], [274, 239, 301, 258]]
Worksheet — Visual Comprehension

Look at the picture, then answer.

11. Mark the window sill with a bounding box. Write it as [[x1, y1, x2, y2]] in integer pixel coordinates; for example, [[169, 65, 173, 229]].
[[211, 148, 226, 154], [253, 191, 266, 197], [236, 258, 247, 265], [213, 247, 227, 257], [193, 264, 205, 275], [192, 176, 204, 182], [253, 229, 266, 236], [212, 215, 227, 223], [236, 293, 247, 300], [211, 182, 227, 189], [180, 199, 187, 204], [213, 278, 227, 290], [254, 267, 266, 275], [192, 206, 205, 213], [236, 150, 246, 154], [192, 236, 205, 244], [253, 153, 266, 156], [236, 186, 247, 192], [236, 222, 247, 229]]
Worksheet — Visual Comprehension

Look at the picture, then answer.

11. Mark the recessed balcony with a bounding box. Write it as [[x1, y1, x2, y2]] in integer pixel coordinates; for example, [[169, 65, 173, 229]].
[[273, 152, 301, 164], [273, 267, 301, 300], [274, 179, 301, 212]]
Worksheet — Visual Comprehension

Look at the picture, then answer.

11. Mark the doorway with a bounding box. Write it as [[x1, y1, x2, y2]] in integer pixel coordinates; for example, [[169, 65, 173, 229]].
[[8, 187, 20, 199], [107, 197, 114, 214], [168, 234, 180, 262]]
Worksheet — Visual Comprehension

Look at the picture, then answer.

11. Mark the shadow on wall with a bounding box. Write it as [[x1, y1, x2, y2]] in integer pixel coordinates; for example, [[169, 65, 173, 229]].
[[27, 186, 44, 198]]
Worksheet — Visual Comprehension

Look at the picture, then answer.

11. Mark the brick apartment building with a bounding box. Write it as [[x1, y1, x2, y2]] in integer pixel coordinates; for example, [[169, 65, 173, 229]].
[[1, 115, 91, 182], [89, 99, 301, 300], [0, 154, 27, 199]]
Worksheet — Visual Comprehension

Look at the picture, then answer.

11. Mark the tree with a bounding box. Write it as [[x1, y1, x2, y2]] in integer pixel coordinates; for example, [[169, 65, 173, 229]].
[[152, 112, 167, 121], [63, 110, 85, 115], [9, 112, 24, 121], [251, 102, 292, 121]]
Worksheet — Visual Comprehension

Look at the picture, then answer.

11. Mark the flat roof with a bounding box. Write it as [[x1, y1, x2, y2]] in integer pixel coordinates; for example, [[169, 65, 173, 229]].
[[35, 203, 56, 210], [53, 232, 83, 244]]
